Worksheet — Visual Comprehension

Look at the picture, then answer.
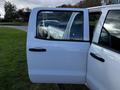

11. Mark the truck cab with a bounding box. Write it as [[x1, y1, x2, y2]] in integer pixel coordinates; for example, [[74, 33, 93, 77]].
[[27, 4, 120, 90]]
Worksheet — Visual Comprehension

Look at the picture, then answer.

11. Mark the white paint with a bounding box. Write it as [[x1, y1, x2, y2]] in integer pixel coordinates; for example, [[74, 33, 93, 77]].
[[27, 5, 120, 90], [87, 6, 120, 90], [27, 8, 90, 84]]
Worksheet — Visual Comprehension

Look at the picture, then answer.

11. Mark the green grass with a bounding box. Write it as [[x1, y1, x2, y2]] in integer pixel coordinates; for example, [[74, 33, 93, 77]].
[[0, 27, 89, 90], [0, 27, 59, 90]]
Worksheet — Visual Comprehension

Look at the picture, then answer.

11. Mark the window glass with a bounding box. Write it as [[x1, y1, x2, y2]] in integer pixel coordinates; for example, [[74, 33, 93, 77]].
[[89, 12, 101, 42], [99, 10, 120, 52], [36, 11, 83, 41], [70, 13, 83, 40], [99, 27, 110, 46]]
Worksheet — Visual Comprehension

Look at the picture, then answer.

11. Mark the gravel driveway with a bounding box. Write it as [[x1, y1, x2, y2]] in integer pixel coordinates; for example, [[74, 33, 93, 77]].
[[0, 26, 28, 32]]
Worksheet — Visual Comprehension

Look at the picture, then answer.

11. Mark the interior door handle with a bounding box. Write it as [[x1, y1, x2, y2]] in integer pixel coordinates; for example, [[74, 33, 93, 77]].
[[90, 52, 105, 62], [29, 48, 47, 52]]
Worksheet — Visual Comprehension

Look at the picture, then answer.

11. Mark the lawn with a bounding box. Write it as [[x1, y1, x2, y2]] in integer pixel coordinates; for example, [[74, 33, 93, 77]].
[[0, 27, 88, 90]]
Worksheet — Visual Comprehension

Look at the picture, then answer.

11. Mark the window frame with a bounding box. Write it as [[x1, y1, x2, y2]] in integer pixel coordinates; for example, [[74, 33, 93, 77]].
[[35, 10, 88, 42]]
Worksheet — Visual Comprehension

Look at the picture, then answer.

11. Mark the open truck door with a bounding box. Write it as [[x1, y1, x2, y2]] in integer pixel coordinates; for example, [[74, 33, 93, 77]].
[[27, 8, 90, 84]]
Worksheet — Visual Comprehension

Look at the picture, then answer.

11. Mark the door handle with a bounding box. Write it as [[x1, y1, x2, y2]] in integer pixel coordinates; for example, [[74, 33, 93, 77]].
[[29, 48, 47, 52], [90, 52, 105, 62]]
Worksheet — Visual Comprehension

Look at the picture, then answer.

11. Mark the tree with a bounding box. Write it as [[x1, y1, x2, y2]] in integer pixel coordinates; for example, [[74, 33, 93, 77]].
[[57, 0, 101, 8], [4, 1, 17, 21], [16, 8, 31, 22], [75, 0, 101, 8], [25, 7, 31, 12]]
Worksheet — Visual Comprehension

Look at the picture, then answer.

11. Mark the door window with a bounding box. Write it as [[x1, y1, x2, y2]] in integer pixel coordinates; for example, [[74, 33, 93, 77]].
[[70, 13, 83, 40], [98, 10, 120, 52], [36, 11, 83, 41], [89, 12, 101, 42]]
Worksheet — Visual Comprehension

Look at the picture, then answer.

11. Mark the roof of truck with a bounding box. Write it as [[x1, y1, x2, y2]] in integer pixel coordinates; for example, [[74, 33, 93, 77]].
[[88, 4, 120, 12]]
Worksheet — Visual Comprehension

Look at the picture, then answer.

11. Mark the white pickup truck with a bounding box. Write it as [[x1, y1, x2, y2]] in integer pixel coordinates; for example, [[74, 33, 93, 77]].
[[27, 4, 120, 90]]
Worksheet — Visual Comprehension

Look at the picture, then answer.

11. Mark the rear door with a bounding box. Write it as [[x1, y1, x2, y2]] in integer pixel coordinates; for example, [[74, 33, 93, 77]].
[[27, 8, 90, 84], [87, 8, 120, 90]]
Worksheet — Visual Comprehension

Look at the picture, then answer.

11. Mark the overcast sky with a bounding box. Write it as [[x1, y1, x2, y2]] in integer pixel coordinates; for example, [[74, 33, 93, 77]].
[[0, 0, 81, 18]]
